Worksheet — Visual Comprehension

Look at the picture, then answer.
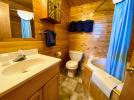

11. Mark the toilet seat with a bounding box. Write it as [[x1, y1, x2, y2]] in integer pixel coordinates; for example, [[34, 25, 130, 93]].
[[66, 60, 78, 70]]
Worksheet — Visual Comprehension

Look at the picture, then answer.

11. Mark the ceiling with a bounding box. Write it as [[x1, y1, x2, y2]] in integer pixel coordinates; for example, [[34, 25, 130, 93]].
[[10, 0, 32, 9], [67, 0, 102, 6]]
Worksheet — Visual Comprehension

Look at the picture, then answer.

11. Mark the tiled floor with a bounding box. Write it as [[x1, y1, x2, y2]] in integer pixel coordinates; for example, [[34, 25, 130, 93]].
[[59, 74, 93, 100]]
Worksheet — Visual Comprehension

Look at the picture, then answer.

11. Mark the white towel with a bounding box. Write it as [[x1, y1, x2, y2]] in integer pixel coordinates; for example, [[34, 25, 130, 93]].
[[17, 10, 34, 20], [112, 0, 123, 4], [116, 83, 124, 92], [91, 69, 121, 97]]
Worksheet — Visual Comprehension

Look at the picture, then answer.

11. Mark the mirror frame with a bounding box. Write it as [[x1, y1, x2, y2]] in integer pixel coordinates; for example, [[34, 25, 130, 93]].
[[0, 0, 36, 41]]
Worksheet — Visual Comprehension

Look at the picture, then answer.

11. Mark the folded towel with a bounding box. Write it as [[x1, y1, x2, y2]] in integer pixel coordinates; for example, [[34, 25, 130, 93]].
[[91, 69, 121, 98], [83, 20, 94, 32], [76, 21, 83, 32], [45, 30, 56, 47], [69, 21, 77, 32]]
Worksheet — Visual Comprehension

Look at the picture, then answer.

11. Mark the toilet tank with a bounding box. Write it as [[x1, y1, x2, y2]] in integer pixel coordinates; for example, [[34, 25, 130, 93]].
[[69, 50, 83, 62]]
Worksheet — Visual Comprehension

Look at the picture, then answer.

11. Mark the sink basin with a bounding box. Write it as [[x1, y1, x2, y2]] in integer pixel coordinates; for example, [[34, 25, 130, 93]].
[[2, 58, 45, 75]]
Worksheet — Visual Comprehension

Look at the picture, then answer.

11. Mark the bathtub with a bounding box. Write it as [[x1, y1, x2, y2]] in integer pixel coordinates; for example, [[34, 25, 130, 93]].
[[86, 57, 123, 99], [89, 58, 106, 70], [87, 57, 108, 73]]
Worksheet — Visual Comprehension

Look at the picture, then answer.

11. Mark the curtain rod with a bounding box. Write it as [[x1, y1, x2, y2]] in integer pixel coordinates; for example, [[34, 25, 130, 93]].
[[10, 8, 17, 11]]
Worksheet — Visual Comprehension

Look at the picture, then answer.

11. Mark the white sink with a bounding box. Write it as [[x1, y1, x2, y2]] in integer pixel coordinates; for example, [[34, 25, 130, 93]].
[[2, 58, 45, 75]]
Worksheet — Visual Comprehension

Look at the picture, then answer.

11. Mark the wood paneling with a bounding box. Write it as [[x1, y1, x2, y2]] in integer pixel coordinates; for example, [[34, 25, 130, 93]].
[[9, 0, 32, 11], [10, 0, 32, 9], [69, 0, 134, 61], [0, 1, 11, 40], [0, 0, 70, 68], [67, 0, 102, 7]]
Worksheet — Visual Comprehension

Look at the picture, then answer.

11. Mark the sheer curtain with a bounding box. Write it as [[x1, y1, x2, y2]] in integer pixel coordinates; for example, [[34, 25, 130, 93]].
[[105, 0, 134, 80]]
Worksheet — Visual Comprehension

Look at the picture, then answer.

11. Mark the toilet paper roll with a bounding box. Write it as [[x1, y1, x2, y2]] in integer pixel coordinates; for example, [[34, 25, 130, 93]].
[[55, 52, 62, 58]]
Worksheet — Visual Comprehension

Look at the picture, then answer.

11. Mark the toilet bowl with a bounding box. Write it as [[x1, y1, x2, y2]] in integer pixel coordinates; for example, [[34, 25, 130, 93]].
[[66, 50, 83, 77]]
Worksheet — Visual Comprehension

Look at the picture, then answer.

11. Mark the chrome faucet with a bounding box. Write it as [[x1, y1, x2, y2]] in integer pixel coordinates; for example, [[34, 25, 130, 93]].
[[13, 50, 26, 62]]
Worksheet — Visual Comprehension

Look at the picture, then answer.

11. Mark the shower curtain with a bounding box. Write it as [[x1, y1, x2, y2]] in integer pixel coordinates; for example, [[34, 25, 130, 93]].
[[17, 10, 34, 38], [21, 19, 32, 38], [105, 0, 134, 80]]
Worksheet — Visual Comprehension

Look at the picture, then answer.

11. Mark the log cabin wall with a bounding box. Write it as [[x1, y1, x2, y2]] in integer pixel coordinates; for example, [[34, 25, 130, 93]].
[[0, 0, 70, 67], [69, 0, 134, 61], [128, 21, 134, 61], [69, 0, 114, 59]]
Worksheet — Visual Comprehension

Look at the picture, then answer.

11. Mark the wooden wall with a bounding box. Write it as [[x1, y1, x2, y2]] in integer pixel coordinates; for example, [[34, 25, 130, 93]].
[[69, 0, 114, 59], [69, 0, 134, 61], [0, 0, 70, 67], [0, 1, 11, 40]]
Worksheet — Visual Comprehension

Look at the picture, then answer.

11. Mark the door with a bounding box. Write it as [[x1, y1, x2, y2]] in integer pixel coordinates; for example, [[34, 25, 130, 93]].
[[28, 89, 43, 100], [119, 52, 134, 100], [43, 75, 59, 100]]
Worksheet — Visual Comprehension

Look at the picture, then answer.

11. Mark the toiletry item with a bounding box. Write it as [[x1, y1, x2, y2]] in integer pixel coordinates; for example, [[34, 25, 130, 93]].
[[55, 51, 62, 58]]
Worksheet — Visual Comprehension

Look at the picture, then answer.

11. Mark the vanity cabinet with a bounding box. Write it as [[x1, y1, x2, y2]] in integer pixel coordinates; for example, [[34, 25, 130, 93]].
[[0, 63, 60, 100], [28, 89, 43, 100], [40, 0, 61, 23], [43, 75, 59, 100], [29, 75, 59, 100]]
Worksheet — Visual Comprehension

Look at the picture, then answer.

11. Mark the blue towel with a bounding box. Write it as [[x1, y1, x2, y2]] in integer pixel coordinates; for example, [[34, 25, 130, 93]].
[[83, 20, 94, 32], [69, 21, 77, 32], [76, 21, 83, 32], [45, 30, 56, 47]]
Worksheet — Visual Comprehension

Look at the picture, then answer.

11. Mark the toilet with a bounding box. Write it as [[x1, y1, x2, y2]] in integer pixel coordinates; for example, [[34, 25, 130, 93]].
[[66, 50, 83, 77]]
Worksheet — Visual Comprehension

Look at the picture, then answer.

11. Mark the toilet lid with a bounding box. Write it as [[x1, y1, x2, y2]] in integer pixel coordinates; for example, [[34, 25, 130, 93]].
[[66, 60, 78, 69]]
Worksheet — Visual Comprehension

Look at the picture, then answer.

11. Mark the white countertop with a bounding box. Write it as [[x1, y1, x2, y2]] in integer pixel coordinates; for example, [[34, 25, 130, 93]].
[[0, 54, 61, 97]]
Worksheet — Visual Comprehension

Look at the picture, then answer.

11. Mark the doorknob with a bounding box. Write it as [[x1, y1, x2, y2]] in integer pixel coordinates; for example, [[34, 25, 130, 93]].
[[126, 67, 134, 73]]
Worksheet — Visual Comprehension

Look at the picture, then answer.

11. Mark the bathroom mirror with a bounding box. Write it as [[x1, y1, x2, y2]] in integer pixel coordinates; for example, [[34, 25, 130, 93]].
[[0, 0, 35, 39], [9, 0, 35, 38]]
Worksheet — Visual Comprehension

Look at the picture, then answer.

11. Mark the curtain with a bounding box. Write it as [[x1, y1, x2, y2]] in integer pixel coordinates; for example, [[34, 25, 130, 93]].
[[21, 19, 32, 38], [105, 0, 134, 80]]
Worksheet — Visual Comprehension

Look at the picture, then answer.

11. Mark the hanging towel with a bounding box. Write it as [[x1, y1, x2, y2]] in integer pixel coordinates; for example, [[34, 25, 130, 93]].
[[91, 69, 121, 98], [76, 21, 83, 32], [45, 30, 56, 47], [83, 20, 94, 32], [112, 0, 123, 4], [17, 10, 34, 20], [69, 21, 77, 32]]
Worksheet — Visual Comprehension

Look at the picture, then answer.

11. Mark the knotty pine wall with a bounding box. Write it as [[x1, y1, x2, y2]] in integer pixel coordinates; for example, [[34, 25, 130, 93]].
[[69, 0, 134, 61], [0, 0, 70, 67]]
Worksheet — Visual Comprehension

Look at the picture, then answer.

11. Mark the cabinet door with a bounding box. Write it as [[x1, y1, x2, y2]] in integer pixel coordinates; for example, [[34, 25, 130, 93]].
[[28, 89, 43, 100], [43, 75, 59, 100]]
